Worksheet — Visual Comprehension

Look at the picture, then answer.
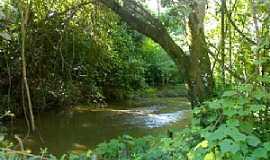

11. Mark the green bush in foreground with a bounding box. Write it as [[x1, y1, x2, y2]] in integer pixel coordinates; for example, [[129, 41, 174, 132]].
[[90, 83, 270, 160], [1, 82, 270, 160]]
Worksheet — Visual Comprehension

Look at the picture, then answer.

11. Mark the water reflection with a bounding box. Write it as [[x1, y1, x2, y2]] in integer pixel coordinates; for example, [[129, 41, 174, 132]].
[[7, 98, 191, 156]]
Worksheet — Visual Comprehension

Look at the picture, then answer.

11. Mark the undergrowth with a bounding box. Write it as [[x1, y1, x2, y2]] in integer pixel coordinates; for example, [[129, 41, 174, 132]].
[[1, 81, 270, 160]]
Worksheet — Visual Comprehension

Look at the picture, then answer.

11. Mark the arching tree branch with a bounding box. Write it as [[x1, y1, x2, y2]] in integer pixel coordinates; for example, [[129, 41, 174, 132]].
[[46, 0, 189, 77], [98, 0, 189, 76], [43, 0, 215, 105]]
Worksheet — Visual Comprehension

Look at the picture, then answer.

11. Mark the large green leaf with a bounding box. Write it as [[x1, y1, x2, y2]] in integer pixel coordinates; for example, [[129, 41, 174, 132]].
[[246, 135, 261, 147], [239, 122, 253, 134], [227, 126, 246, 142], [252, 147, 268, 159], [202, 125, 228, 141], [263, 142, 270, 151], [219, 139, 240, 154]]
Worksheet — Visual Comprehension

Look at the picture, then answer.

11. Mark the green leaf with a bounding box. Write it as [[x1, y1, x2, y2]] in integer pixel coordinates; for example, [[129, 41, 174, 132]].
[[204, 152, 215, 160], [204, 125, 228, 141], [226, 119, 240, 127], [253, 89, 267, 100], [249, 104, 265, 112], [246, 156, 256, 160], [263, 142, 270, 151], [252, 147, 268, 159], [238, 110, 249, 116], [219, 139, 240, 154], [222, 91, 238, 97], [254, 59, 268, 65], [257, 75, 270, 83], [246, 135, 261, 147], [195, 140, 208, 149], [192, 148, 208, 160], [224, 108, 238, 117], [232, 153, 244, 160], [237, 84, 253, 93], [208, 100, 222, 109], [227, 127, 246, 142], [0, 32, 11, 40], [239, 122, 253, 134], [238, 96, 250, 105]]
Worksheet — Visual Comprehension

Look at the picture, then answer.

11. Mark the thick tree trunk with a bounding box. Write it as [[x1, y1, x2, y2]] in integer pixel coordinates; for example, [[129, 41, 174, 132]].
[[187, 0, 214, 106], [99, 0, 214, 106]]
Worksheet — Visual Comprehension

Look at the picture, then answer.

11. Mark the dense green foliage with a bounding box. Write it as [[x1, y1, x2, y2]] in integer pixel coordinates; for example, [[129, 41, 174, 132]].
[[1, 80, 270, 159], [0, 0, 270, 159], [88, 81, 270, 160], [0, 0, 181, 114]]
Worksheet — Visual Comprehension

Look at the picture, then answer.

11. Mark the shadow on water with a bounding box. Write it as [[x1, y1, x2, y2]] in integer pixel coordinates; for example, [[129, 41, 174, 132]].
[[7, 97, 192, 156]]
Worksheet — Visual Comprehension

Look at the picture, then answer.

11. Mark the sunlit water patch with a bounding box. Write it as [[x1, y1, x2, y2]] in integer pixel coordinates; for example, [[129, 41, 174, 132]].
[[123, 110, 187, 128], [144, 111, 185, 128]]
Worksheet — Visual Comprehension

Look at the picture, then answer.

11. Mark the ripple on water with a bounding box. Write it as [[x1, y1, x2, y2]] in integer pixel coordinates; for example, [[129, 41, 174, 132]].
[[124, 111, 186, 128], [144, 111, 184, 128]]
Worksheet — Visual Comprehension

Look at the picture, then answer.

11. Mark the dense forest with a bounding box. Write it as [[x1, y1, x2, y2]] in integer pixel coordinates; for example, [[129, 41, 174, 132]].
[[0, 0, 270, 159]]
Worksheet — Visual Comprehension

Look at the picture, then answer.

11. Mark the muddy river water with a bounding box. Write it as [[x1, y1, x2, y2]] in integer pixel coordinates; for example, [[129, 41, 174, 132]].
[[7, 97, 191, 156]]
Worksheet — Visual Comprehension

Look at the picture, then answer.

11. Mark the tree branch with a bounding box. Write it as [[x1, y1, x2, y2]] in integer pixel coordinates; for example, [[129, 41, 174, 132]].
[[224, 2, 257, 45], [208, 49, 245, 82], [98, 0, 189, 75], [42, 0, 190, 76]]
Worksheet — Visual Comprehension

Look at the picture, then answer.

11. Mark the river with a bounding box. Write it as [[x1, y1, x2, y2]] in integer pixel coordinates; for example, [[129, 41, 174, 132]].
[[7, 96, 191, 156]]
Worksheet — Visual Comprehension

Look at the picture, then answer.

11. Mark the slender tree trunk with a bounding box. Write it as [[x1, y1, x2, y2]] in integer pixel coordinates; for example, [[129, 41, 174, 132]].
[[22, 79, 31, 134], [251, 0, 262, 76], [221, 0, 226, 86], [20, 1, 36, 132], [228, 17, 233, 83]]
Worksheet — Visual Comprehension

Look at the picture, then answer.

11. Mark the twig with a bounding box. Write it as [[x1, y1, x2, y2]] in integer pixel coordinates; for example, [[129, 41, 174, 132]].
[[0, 148, 48, 160], [14, 135, 25, 152], [213, 113, 224, 130]]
